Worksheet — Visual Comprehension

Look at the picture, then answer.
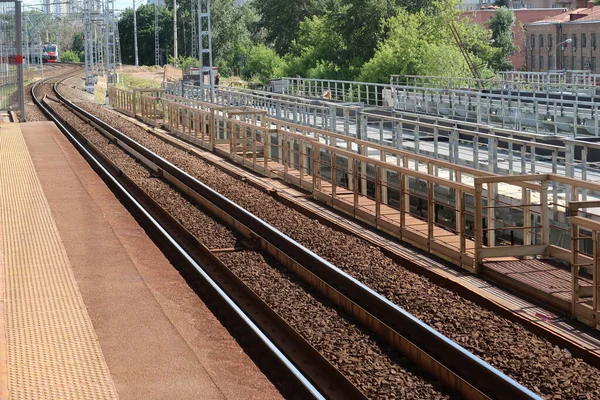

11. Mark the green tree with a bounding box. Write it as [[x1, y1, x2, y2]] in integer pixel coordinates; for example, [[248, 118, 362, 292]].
[[72, 31, 84, 61], [252, 0, 339, 54], [284, 15, 345, 77], [488, 7, 518, 71], [60, 50, 80, 63], [118, 5, 173, 66], [148, 0, 255, 75], [358, 9, 474, 82], [241, 43, 287, 83], [211, 1, 257, 75], [72, 32, 84, 54]]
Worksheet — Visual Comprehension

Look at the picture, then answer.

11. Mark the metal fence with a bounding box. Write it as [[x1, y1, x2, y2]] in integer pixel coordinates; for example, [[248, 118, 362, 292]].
[[0, 0, 24, 120]]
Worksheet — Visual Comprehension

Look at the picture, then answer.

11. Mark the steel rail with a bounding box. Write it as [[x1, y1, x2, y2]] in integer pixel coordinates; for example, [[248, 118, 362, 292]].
[[31, 74, 337, 400], [53, 78, 542, 400]]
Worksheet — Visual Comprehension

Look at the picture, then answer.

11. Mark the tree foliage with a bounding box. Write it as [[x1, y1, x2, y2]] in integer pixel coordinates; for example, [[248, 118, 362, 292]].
[[240, 44, 286, 83], [358, 9, 474, 82], [118, 4, 173, 66], [60, 50, 80, 63], [252, 0, 337, 54], [114, 0, 506, 82], [488, 7, 518, 71]]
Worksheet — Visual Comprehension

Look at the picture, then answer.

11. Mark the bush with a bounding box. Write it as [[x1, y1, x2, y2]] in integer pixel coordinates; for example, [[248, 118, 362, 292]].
[[60, 50, 80, 63], [241, 44, 287, 83]]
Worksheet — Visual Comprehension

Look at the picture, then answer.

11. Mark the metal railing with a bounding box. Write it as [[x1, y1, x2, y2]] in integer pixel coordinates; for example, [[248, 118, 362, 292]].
[[281, 77, 391, 108]]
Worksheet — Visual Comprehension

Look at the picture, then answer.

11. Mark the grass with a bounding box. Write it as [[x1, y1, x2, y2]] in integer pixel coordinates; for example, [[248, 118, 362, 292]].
[[121, 73, 162, 89]]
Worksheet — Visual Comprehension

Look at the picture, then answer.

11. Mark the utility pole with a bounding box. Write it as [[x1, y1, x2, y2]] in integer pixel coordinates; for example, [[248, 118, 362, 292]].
[[133, 0, 138, 66], [173, 0, 177, 67]]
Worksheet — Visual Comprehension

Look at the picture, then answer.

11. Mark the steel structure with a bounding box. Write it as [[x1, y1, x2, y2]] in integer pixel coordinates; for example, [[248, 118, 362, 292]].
[[0, 0, 24, 119], [84, 0, 94, 92], [81, 0, 121, 95], [172, 0, 177, 66], [154, 2, 159, 65], [190, 0, 197, 61], [197, 0, 214, 100], [133, 0, 138, 66]]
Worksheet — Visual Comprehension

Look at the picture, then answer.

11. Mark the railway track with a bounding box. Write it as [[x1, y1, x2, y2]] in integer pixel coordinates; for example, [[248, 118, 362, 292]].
[[62, 77, 600, 396], [31, 72, 545, 399]]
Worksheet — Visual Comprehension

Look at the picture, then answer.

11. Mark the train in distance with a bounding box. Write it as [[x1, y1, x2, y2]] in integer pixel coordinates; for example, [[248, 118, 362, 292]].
[[29, 43, 59, 63]]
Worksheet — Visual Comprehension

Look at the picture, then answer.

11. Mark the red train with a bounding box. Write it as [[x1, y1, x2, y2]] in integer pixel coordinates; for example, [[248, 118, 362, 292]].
[[43, 43, 59, 63]]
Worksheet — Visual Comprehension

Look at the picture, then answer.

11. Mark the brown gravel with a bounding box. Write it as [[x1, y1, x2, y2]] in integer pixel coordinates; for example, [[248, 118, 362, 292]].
[[57, 74, 600, 399], [38, 80, 451, 399], [24, 65, 80, 122]]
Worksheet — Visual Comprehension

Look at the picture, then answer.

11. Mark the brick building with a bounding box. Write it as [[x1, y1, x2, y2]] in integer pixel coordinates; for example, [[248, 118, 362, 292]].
[[525, 3, 600, 71], [461, 8, 567, 69], [459, 0, 587, 10]]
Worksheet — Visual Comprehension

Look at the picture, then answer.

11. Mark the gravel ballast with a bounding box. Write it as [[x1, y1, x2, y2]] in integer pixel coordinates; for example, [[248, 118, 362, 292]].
[[40, 83, 450, 399], [57, 75, 600, 399]]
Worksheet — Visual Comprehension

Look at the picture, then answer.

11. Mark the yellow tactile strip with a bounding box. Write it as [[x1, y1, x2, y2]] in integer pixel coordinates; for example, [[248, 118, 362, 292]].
[[0, 123, 119, 399]]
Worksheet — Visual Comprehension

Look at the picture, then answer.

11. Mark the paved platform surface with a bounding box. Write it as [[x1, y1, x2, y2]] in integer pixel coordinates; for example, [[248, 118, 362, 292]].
[[0, 121, 282, 400]]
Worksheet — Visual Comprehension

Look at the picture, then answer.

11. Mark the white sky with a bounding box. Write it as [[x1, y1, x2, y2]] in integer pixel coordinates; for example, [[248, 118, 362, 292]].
[[21, 0, 137, 14]]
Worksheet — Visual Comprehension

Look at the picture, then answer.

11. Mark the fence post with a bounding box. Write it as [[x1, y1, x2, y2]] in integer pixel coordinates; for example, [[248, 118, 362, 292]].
[[474, 180, 483, 273]]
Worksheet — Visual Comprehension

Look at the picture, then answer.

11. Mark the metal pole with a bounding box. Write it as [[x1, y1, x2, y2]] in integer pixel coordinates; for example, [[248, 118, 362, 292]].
[[154, 2, 159, 65], [173, 0, 177, 67], [104, 0, 110, 102], [16, 0, 25, 121], [133, 0, 138, 66]]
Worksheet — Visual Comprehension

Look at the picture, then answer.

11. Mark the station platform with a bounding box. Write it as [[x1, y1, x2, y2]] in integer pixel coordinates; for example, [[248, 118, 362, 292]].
[[0, 121, 281, 400]]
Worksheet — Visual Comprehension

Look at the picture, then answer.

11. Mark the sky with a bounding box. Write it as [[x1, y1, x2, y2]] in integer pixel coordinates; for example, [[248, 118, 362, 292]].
[[21, 0, 139, 14]]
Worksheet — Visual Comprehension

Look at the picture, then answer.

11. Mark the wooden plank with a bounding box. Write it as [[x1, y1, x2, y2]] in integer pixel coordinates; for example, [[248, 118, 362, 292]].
[[474, 174, 548, 185], [479, 244, 547, 259], [571, 216, 600, 232]]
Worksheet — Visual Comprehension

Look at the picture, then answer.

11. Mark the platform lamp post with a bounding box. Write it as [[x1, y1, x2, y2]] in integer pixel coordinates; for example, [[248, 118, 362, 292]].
[[554, 38, 572, 71]]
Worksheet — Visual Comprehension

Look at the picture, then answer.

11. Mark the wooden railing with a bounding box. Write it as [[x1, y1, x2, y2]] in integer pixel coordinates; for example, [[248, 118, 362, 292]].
[[109, 87, 600, 328], [108, 87, 164, 123]]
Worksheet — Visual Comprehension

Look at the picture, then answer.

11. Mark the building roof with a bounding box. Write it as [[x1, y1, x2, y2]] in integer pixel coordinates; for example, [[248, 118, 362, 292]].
[[528, 5, 600, 24], [564, 6, 600, 22]]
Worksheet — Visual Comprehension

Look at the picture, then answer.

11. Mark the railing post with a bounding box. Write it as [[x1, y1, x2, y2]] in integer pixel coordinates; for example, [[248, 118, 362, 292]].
[[474, 180, 483, 272], [459, 191, 466, 259], [571, 211, 579, 317], [312, 143, 321, 192], [427, 181, 434, 250], [375, 165, 381, 228], [523, 188, 531, 246], [331, 152, 337, 200], [353, 158, 359, 216], [541, 180, 550, 256], [594, 231, 599, 327], [487, 183, 496, 248]]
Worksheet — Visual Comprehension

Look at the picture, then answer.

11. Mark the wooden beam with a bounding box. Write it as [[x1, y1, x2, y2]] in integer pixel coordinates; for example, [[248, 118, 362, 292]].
[[474, 174, 549, 185], [479, 244, 547, 259], [570, 216, 600, 232]]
